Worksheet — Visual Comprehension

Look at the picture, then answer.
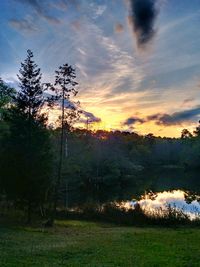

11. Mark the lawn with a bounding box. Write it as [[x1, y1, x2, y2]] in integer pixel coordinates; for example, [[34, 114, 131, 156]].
[[0, 220, 200, 267]]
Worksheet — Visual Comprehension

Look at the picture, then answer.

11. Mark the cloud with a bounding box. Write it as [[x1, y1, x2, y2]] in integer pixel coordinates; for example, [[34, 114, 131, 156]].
[[52, 0, 68, 10], [43, 91, 101, 126], [9, 17, 38, 33], [123, 105, 200, 128], [123, 116, 146, 126], [51, 0, 80, 11], [183, 98, 195, 105], [81, 110, 101, 124], [115, 23, 124, 33], [15, 0, 61, 24], [147, 106, 200, 126], [90, 3, 107, 19], [3, 77, 19, 90], [128, 0, 159, 48], [74, 20, 144, 94], [71, 20, 81, 31], [60, 100, 102, 125], [181, 97, 195, 108]]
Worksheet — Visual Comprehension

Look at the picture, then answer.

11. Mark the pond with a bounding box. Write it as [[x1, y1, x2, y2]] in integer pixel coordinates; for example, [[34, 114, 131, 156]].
[[68, 168, 200, 218]]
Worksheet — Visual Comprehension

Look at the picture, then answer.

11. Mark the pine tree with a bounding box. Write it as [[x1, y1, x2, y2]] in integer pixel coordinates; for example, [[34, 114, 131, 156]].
[[16, 50, 45, 121], [48, 63, 79, 215], [1, 51, 52, 223]]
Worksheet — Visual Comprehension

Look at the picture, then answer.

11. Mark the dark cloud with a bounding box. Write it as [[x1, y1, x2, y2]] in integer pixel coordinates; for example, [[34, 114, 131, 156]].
[[123, 116, 146, 126], [123, 106, 200, 128], [9, 18, 38, 33], [128, 0, 158, 48], [115, 23, 124, 33], [81, 110, 101, 124], [15, 0, 61, 24], [63, 99, 77, 109], [147, 106, 200, 126], [147, 113, 161, 121]]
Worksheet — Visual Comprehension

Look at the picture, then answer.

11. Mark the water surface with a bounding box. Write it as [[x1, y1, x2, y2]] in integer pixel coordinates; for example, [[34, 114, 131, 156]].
[[69, 168, 200, 214]]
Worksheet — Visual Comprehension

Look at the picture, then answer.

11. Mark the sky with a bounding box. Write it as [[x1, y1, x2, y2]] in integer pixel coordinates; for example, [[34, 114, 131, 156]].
[[1, 0, 200, 137]]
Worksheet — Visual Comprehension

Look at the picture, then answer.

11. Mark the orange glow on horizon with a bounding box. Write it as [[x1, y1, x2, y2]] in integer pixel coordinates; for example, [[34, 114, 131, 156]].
[[44, 94, 198, 138]]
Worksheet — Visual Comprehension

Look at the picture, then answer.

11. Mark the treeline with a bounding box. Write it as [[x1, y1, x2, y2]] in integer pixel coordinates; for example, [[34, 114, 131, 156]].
[[54, 127, 200, 207], [0, 50, 200, 223]]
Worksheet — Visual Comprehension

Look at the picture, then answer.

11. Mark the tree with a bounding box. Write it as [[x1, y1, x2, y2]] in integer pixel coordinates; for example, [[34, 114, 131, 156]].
[[0, 79, 16, 193], [1, 50, 52, 223], [0, 78, 15, 119], [48, 63, 79, 214], [181, 129, 193, 139], [16, 50, 47, 121], [194, 121, 200, 137]]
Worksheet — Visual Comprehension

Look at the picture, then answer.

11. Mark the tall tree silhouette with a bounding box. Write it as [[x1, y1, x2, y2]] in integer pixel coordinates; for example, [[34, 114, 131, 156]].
[[1, 51, 52, 223], [17, 50, 44, 117], [49, 63, 79, 215]]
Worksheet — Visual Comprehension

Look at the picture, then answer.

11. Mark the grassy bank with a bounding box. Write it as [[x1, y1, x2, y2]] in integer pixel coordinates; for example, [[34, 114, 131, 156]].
[[0, 220, 200, 267]]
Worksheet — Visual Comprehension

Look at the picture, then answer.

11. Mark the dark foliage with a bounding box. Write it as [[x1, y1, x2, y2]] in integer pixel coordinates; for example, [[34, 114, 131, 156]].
[[16, 49, 47, 122], [0, 51, 53, 223]]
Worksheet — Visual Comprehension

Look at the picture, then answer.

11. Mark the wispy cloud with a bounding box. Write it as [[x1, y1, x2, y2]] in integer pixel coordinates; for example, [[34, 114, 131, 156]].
[[9, 17, 39, 34], [89, 2, 107, 19], [14, 0, 61, 24], [73, 20, 144, 96], [183, 98, 195, 105]]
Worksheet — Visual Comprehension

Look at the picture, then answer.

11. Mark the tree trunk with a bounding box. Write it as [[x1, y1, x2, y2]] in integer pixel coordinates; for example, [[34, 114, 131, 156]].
[[52, 88, 65, 221], [27, 200, 32, 224]]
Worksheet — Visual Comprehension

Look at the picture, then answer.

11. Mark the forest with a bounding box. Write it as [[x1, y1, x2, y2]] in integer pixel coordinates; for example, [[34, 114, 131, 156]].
[[1, 50, 200, 225]]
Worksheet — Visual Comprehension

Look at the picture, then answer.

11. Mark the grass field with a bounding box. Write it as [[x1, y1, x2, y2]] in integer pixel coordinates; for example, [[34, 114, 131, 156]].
[[0, 220, 200, 267]]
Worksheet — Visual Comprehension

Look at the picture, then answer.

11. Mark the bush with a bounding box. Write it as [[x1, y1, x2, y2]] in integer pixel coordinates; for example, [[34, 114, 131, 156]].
[[57, 202, 200, 227]]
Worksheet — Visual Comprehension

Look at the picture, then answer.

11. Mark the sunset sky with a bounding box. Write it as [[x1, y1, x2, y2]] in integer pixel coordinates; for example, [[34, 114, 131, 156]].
[[1, 0, 200, 137]]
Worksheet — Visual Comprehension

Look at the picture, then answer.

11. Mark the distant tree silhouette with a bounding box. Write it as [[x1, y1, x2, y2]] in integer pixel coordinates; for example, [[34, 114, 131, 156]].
[[194, 121, 200, 137], [181, 129, 193, 139], [0, 78, 15, 117]]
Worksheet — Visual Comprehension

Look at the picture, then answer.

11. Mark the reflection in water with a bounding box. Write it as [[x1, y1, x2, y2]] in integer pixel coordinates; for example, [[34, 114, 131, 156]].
[[69, 169, 200, 208], [121, 190, 200, 220]]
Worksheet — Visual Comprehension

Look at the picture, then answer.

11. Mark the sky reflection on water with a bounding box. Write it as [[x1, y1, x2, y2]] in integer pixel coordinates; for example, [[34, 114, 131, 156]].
[[121, 190, 200, 219]]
